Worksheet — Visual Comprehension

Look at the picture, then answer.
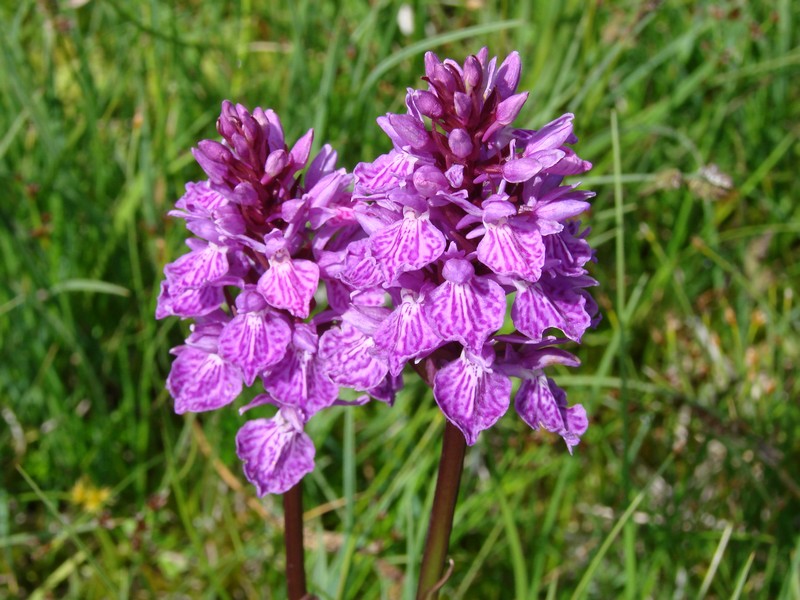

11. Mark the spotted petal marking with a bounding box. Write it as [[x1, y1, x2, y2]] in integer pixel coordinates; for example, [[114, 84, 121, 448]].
[[433, 350, 512, 445], [426, 274, 506, 351], [372, 294, 443, 376], [370, 211, 445, 283], [165, 243, 229, 291], [173, 180, 228, 215], [354, 151, 417, 195], [167, 347, 242, 414], [477, 220, 544, 282], [257, 257, 319, 319], [338, 239, 383, 289], [236, 412, 315, 496], [318, 322, 388, 391], [512, 284, 592, 342], [515, 375, 588, 454], [156, 280, 223, 319], [263, 345, 338, 417], [217, 310, 291, 386]]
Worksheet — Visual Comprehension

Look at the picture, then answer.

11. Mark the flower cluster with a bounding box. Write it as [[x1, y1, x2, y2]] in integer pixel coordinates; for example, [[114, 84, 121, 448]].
[[157, 101, 368, 494], [158, 48, 599, 499], [325, 48, 599, 449]]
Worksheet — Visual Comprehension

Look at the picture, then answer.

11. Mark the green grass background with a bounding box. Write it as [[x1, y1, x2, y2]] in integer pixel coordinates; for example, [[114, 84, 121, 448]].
[[2, 0, 799, 598]]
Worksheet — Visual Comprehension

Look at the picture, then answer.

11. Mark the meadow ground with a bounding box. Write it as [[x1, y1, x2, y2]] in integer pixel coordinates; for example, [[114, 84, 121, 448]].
[[2, 1, 799, 598]]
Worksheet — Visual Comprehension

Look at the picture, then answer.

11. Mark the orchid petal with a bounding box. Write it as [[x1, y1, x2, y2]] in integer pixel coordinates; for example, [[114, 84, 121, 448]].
[[515, 375, 588, 453], [257, 257, 319, 319], [370, 211, 446, 282], [318, 322, 388, 391], [236, 411, 315, 496], [218, 310, 291, 385], [167, 347, 242, 414], [433, 349, 512, 445]]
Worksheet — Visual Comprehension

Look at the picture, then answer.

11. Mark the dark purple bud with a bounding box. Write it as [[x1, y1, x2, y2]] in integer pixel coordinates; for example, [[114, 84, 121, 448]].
[[502, 156, 543, 183], [495, 51, 522, 98], [387, 114, 430, 149], [448, 128, 473, 159], [231, 132, 253, 164], [263, 109, 285, 150], [197, 139, 233, 164], [251, 106, 270, 130], [264, 149, 288, 180], [495, 92, 528, 125], [432, 63, 457, 94], [217, 115, 238, 140], [288, 129, 314, 170], [241, 113, 261, 145], [193, 141, 233, 181], [413, 90, 443, 119], [463, 55, 483, 90], [453, 92, 472, 123], [424, 51, 441, 80], [234, 102, 252, 123]]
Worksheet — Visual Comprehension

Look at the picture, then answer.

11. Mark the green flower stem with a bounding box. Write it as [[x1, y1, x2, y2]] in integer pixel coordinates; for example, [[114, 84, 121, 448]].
[[416, 420, 467, 599], [283, 482, 308, 600]]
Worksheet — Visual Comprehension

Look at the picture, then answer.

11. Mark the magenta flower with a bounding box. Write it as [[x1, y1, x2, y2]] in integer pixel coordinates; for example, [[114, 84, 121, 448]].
[[330, 48, 598, 450], [157, 101, 371, 495]]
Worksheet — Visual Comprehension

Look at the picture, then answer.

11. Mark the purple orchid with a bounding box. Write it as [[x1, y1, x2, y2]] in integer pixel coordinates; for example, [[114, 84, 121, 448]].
[[329, 48, 598, 450], [157, 101, 375, 495]]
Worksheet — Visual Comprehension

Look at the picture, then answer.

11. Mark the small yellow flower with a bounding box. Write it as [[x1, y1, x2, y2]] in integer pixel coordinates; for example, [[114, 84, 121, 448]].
[[69, 476, 111, 513]]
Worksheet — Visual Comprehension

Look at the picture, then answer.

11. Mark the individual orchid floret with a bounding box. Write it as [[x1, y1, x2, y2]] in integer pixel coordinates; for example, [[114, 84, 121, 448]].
[[433, 345, 512, 445], [372, 288, 443, 377], [476, 195, 545, 281], [515, 375, 588, 454], [256, 250, 320, 319], [369, 207, 446, 283], [261, 324, 339, 417], [318, 318, 389, 392], [236, 407, 315, 496], [425, 258, 506, 351], [166, 317, 243, 414], [217, 289, 292, 386], [331, 48, 599, 449]]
